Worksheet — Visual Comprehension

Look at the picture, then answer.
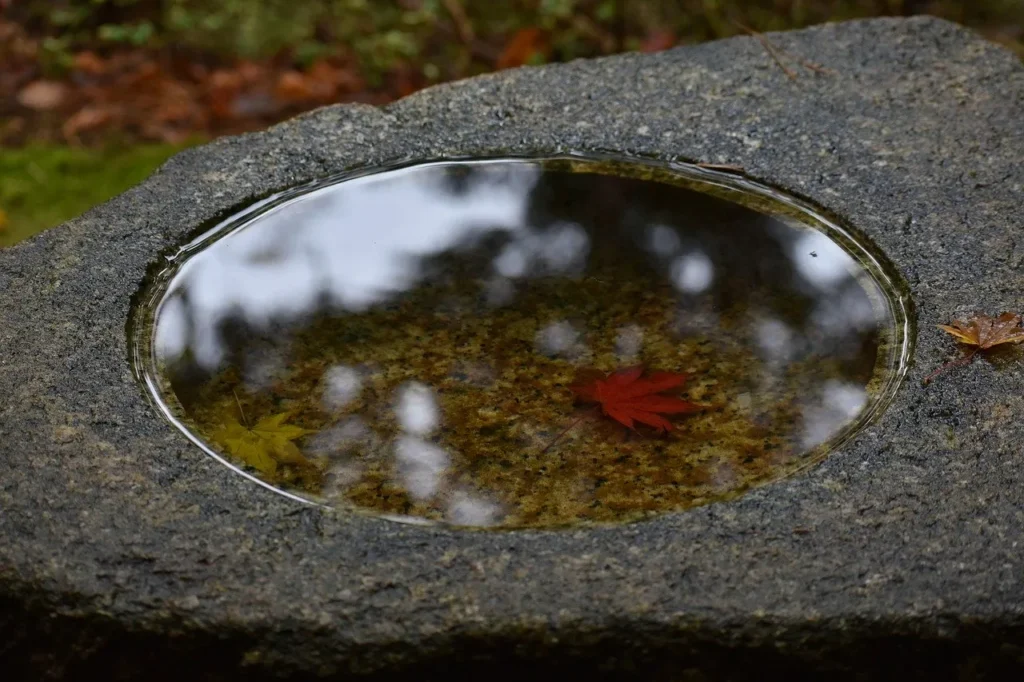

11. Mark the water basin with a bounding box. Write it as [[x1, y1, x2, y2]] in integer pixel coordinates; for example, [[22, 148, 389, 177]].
[[132, 156, 910, 528]]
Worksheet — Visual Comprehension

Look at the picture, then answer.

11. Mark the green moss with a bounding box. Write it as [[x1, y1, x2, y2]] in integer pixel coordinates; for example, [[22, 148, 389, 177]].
[[0, 142, 197, 248]]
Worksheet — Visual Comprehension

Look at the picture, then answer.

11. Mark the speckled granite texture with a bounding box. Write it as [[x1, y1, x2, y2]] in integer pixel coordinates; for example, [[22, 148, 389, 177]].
[[2, 16, 1023, 681]]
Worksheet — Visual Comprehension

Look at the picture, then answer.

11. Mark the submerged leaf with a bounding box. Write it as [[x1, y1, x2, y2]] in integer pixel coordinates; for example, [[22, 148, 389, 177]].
[[212, 411, 315, 476], [570, 365, 700, 433]]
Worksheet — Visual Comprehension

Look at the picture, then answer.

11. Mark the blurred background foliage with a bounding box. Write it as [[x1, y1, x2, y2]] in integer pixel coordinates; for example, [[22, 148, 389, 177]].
[[1, 0, 1022, 246], [13, 1, 1024, 79]]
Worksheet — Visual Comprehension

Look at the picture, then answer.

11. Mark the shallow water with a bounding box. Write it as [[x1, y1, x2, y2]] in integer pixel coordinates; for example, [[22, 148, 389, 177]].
[[133, 157, 910, 529]]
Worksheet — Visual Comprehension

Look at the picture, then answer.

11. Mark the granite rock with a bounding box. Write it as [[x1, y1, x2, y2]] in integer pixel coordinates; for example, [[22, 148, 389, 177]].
[[2, 17, 1024, 681]]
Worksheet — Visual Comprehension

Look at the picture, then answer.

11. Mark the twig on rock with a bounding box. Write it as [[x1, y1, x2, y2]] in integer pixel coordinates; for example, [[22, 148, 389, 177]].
[[735, 21, 796, 80], [733, 20, 834, 79]]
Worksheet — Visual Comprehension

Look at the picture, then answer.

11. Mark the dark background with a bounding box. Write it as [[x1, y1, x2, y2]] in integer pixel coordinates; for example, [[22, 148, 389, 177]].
[[1, 0, 1021, 245]]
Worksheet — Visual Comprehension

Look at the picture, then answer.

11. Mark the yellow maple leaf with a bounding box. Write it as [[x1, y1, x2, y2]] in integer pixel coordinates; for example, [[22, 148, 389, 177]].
[[212, 411, 314, 476]]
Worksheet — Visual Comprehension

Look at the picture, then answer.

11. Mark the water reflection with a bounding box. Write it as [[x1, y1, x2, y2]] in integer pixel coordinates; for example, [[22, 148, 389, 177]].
[[614, 325, 644, 362], [321, 365, 363, 411], [394, 436, 449, 501], [535, 320, 585, 359], [801, 380, 869, 449], [395, 382, 441, 436], [671, 251, 714, 294], [447, 489, 502, 527], [146, 158, 901, 528], [155, 163, 540, 370]]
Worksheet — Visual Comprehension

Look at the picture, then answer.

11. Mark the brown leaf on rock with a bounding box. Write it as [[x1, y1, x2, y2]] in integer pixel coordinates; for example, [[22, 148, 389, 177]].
[[925, 312, 1024, 384], [937, 313, 1024, 349]]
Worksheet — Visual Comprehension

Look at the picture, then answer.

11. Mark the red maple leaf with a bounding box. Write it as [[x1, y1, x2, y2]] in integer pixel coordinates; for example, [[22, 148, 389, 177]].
[[570, 365, 700, 432]]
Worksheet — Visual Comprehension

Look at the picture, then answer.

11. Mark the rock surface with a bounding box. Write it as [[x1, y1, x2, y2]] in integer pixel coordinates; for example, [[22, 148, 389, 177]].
[[2, 17, 1024, 681]]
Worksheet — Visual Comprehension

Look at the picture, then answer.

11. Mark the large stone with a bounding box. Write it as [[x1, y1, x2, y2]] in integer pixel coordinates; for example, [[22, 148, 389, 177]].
[[2, 17, 1023, 680]]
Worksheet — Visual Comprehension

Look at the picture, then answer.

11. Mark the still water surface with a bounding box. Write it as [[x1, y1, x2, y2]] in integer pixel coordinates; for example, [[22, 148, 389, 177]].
[[134, 157, 910, 528]]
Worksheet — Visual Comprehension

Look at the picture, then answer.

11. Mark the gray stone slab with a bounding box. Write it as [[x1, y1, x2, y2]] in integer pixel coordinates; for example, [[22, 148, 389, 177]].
[[2, 16, 1023, 681]]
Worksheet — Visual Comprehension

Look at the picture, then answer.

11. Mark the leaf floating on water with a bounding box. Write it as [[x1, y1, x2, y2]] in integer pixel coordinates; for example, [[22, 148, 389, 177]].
[[571, 365, 701, 432], [925, 312, 1024, 384], [212, 411, 315, 476]]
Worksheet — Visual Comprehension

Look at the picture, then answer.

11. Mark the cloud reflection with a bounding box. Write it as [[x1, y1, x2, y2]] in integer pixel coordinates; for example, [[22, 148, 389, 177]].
[[615, 324, 644, 361], [493, 243, 529, 278], [755, 318, 798, 364], [154, 293, 188, 363], [646, 223, 682, 257], [394, 435, 449, 501], [538, 222, 589, 272], [395, 382, 440, 436], [305, 416, 375, 459], [801, 380, 868, 448], [156, 164, 540, 370], [535, 320, 583, 358], [319, 365, 362, 410], [791, 230, 853, 290], [242, 346, 288, 391], [671, 250, 714, 294], [447, 490, 502, 527]]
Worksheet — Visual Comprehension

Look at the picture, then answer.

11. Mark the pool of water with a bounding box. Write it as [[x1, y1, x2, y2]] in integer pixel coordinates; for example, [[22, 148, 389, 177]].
[[132, 156, 911, 529]]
